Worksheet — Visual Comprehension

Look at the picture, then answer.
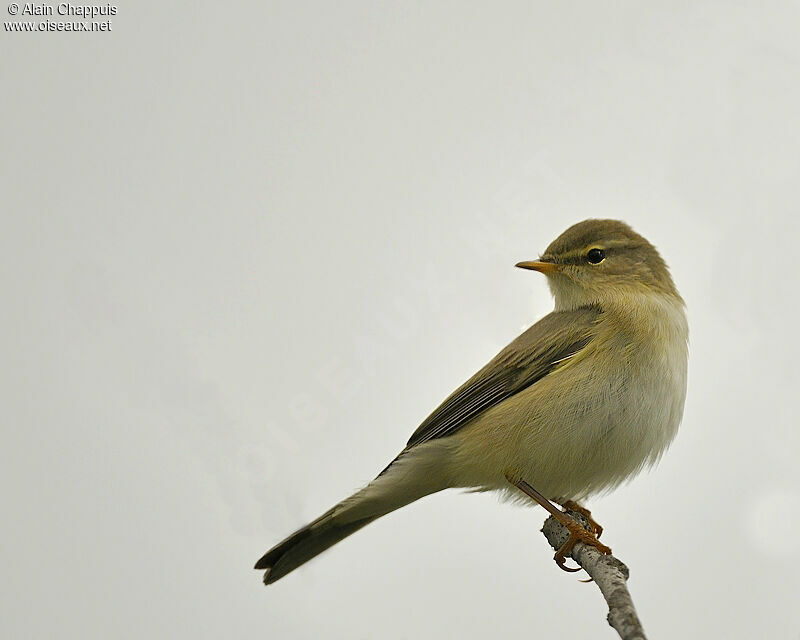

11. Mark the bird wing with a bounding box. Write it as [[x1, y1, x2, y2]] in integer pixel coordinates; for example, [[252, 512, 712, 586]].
[[405, 305, 602, 448]]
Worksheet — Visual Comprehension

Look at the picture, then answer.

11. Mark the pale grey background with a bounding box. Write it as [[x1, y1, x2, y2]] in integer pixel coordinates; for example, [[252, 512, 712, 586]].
[[2, 2, 799, 638]]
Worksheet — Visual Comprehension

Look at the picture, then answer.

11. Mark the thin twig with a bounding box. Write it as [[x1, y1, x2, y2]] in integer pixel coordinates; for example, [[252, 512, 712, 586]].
[[541, 511, 647, 640]]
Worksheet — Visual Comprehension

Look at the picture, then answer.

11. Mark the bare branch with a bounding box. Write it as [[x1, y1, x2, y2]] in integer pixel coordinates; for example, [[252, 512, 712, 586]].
[[541, 511, 647, 640]]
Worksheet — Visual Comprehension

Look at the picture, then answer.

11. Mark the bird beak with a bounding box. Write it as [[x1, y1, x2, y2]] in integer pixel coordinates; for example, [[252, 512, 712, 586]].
[[515, 260, 561, 274]]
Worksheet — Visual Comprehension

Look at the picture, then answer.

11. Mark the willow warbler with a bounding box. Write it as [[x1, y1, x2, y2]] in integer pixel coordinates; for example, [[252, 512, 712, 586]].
[[255, 219, 688, 583]]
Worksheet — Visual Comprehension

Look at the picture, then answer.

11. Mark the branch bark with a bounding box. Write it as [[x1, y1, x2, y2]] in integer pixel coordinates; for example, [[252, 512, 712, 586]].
[[541, 511, 647, 640]]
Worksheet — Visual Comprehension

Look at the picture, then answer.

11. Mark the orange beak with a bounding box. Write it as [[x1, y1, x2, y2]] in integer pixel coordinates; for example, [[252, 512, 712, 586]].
[[515, 260, 561, 274]]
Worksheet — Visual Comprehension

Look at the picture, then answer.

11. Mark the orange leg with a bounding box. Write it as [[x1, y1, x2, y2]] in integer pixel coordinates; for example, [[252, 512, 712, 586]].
[[507, 475, 611, 572]]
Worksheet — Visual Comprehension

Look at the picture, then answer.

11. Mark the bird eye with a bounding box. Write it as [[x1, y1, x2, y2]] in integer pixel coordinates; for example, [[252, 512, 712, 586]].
[[586, 248, 606, 264]]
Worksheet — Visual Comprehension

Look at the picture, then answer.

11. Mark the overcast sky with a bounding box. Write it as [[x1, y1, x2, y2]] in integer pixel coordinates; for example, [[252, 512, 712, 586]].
[[3, 2, 799, 638]]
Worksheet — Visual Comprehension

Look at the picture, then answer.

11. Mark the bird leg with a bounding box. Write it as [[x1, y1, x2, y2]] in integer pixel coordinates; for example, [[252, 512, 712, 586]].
[[558, 500, 603, 539], [506, 475, 612, 572]]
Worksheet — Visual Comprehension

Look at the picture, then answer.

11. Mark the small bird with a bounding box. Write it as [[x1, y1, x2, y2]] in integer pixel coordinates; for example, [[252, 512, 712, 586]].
[[255, 219, 688, 584]]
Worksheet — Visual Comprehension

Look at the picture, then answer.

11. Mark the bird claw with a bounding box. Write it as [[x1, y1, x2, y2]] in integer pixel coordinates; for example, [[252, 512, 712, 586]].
[[561, 500, 604, 538], [554, 552, 583, 572], [552, 522, 612, 574]]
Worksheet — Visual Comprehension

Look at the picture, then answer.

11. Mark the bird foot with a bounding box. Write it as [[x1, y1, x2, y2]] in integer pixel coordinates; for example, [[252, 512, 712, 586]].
[[505, 477, 611, 573], [560, 500, 603, 538], [552, 517, 612, 572]]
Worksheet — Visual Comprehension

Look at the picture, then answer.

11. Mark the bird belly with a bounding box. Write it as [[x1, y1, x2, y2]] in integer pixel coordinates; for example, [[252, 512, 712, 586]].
[[447, 331, 688, 503]]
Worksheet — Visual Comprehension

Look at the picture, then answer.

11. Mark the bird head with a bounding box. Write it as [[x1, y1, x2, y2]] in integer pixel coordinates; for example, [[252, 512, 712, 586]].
[[516, 219, 680, 310]]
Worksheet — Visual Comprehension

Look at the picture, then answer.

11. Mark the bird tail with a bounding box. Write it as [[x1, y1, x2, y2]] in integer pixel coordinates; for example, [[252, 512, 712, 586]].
[[254, 444, 450, 585]]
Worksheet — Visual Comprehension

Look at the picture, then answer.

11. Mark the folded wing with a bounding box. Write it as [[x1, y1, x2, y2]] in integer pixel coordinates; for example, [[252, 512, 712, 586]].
[[406, 305, 602, 447]]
